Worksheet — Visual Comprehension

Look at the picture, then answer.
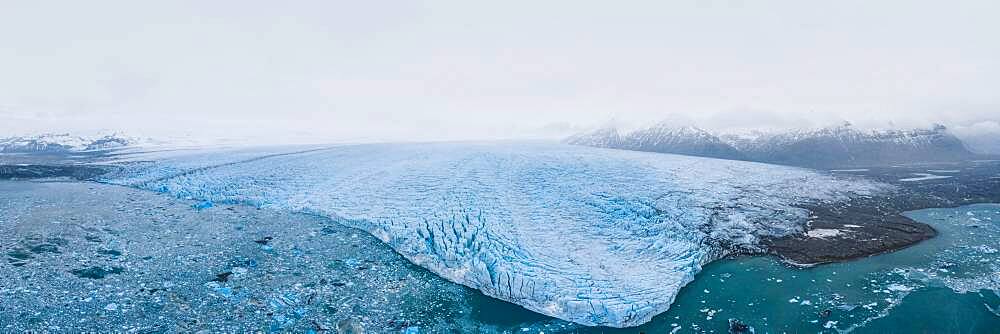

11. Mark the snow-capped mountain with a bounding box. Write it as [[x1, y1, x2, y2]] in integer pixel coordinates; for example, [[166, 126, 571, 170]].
[[566, 123, 745, 160], [622, 123, 746, 160], [566, 122, 977, 168], [0, 133, 134, 153], [562, 126, 625, 149], [727, 123, 974, 168]]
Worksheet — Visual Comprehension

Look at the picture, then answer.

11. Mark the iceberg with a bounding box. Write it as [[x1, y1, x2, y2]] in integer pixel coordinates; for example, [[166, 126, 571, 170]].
[[100, 142, 888, 327]]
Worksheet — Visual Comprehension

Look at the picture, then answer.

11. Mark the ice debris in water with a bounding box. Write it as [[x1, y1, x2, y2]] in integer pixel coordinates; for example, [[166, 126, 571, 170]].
[[100, 142, 888, 327]]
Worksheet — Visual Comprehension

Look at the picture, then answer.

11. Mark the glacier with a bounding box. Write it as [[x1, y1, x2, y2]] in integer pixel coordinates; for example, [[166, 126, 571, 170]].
[[98, 141, 888, 327]]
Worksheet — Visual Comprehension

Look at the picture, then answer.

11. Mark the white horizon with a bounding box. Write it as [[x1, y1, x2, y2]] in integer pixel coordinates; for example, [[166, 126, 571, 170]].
[[2, 1, 998, 144]]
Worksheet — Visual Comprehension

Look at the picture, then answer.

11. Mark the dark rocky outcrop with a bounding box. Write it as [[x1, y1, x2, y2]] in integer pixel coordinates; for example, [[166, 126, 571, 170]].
[[763, 160, 1000, 265]]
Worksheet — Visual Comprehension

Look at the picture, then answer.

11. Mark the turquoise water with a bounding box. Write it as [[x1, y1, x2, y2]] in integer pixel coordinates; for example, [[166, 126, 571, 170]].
[[473, 204, 1000, 333]]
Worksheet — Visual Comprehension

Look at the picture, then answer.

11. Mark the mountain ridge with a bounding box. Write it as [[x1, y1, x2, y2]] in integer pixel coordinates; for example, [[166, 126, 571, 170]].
[[565, 122, 980, 168], [0, 133, 133, 153]]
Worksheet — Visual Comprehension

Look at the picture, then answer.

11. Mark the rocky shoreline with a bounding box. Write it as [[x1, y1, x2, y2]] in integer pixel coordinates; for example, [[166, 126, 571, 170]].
[[764, 204, 937, 266], [764, 160, 1000, 266]]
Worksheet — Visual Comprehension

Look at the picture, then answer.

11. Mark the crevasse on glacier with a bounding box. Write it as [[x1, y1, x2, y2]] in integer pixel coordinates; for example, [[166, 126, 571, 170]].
[[100, 142, 888, 327]]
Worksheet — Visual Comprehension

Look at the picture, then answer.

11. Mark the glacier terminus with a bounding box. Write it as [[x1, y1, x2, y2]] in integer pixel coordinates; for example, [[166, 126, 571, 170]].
[[99, 141, 889, 327]]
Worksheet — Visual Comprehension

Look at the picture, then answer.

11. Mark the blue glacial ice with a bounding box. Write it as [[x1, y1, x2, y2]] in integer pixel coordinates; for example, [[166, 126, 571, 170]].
[[100, 142, 889, 327]]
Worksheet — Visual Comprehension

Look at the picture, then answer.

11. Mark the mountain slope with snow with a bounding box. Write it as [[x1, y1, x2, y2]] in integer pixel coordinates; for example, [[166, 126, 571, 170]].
[[0, 133, 134, 153], [728, 123, 973, 168], [567, 122, 977, 168], [566, 124, 745, 160]]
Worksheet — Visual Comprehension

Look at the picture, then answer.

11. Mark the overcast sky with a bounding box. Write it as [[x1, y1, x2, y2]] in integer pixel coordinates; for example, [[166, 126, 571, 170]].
[[1, 0, 998, 143]]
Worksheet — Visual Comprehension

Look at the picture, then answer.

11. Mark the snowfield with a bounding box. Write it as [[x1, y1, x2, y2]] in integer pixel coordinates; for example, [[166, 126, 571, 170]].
[[100, 142, 889, 327]]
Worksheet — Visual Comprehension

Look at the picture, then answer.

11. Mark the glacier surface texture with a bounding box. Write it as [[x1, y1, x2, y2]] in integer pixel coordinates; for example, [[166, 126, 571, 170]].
[[100, 142, 887, 327]]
